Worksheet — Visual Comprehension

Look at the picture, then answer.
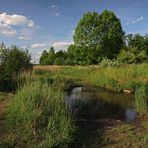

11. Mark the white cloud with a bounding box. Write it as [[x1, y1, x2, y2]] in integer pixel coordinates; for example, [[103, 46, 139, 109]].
[[55, 13, 60, 16], [31, 43, 45, 48], [37, 51, 42, 55], [0, 22, 17, 36], [51, 5, 56, 8], [126, 16, 144, 25], [0, 13, 34, 27], [20, 45, 28, 49], [50, 4, 60, 16], [52, 41, 73, 49], [18, 35, 32, 40]]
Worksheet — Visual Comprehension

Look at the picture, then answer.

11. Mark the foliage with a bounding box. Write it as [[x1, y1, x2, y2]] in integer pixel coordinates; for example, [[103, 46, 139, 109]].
[[73, 10, 124, 64], [39, 48, 71, 65], [54, 50, 67, 65], [0, 43, 32, 91], [54, 57, 64, 65], [126, 34, 148, 56], [117, 46, 147, 64], [38, 12, 148, 66], [39, 50, 48, 65], [5, 81, 75, 147], [39, 47, 55, 65], [100, 57, 121, 67], [48, 46, 55, 64]]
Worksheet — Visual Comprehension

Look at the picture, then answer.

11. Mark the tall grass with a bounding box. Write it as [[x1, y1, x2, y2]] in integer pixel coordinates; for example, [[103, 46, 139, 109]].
[[135, 83, 148, 113], [5, 81, 75, 147], [34, 63, 148, 92]]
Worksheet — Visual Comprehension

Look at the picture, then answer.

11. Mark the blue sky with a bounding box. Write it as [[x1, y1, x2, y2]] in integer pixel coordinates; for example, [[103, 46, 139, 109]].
[[0, 0, 148, 62]]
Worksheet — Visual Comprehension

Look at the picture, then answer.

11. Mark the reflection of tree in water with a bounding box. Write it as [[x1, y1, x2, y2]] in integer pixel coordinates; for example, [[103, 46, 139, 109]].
[[65, 86, 136, 121], [71, 98, 126, 120], [65, 87, 136, 148]]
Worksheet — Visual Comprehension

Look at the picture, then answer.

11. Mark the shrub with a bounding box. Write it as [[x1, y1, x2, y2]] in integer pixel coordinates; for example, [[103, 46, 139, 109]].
[[0, 43, 32, 91], [100, 57, 121, 67], [117, 46, 147, 64]]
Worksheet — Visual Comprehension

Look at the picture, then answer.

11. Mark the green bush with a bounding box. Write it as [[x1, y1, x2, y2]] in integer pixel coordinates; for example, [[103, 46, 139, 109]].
[[0, 43, 32, 91], [100, 57, 121, 67], [117, 46, 147, 64], [5, 81, 75, 147]]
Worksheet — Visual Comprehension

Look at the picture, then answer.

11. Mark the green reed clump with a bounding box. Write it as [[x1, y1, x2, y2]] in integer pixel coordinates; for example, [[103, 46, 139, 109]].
[[135, 83, 148, 113], [5, 81, 75, 148]]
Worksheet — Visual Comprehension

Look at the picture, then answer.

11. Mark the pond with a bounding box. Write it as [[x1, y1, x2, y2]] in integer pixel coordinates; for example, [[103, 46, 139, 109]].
[[64, 86, 136, 122]]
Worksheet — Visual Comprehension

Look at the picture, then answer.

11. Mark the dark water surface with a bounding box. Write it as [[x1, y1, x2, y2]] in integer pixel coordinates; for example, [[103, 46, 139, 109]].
[[64, 86, 136, 122]]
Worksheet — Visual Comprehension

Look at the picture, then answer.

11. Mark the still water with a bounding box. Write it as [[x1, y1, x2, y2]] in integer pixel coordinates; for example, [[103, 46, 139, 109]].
[[64, 86, 136, 122]]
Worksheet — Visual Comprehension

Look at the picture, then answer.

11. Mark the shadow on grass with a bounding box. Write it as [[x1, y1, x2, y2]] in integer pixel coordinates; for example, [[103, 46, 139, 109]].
[[69, 118, 122, 148]]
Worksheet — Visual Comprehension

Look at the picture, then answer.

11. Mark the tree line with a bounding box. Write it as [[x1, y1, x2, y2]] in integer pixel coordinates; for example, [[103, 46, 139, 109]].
[[40, 10, 148, 65]]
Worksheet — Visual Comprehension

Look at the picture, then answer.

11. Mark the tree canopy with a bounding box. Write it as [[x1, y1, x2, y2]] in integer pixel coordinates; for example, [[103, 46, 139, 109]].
[[73, 10, 125, 64]]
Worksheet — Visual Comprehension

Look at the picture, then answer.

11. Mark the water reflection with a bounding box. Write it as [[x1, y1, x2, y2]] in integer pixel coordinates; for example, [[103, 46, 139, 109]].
[[64, 86, 136, 122]]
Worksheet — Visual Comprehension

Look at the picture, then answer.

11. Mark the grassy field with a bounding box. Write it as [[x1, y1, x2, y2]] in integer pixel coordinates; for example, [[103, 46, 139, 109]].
[[0, 81, 75, 148], [34, 64, 148, 91], [1, 64, 148, 147], [33, 64, 148, 147]]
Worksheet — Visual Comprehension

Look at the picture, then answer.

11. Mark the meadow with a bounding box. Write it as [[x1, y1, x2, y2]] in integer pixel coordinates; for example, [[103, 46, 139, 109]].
[[1, 64, 148, 147], [34, 63, 148, 92]]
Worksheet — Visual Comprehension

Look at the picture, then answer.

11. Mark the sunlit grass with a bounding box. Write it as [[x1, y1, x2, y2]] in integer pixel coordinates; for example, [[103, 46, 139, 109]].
[[135, 82, 148, 113], [4, 81, 75, 147], [33, 64, 148, 91]]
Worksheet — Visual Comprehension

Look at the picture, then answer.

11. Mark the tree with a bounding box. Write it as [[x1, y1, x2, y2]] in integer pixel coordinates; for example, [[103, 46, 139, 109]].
[[66, 44, 76, 64], [48, 47, 55, 64], [39, 50, 48, 65], [73, 10, 124, 64], [39, 47, 55, 65], [0, 43, 32, 91]]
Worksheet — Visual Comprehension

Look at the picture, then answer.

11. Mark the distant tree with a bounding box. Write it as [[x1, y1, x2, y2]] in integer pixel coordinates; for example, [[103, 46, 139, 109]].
[[66, 44, 76, 64], [39, 47, 56, 65], [73, 10, 124, 64], [39, 50, 48, 65], [55, 50, 64, 58], [48, 47, 55, 64], [54, 57, 64, 65], [54, 50, 68, 65]]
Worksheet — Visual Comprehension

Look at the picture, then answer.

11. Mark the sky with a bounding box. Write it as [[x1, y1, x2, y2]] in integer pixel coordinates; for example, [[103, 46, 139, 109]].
[[0, 0, 148, 63]]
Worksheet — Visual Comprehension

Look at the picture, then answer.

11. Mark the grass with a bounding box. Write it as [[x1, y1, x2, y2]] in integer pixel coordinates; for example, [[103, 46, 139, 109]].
[[135, 82, 148, 113], [1, 81, 75, 148], [100, 115, 148, 148], [1, 64, 148, 147], [34, 64, 148, 92], [32, 64, 148, 147]]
